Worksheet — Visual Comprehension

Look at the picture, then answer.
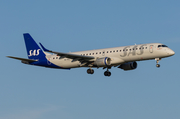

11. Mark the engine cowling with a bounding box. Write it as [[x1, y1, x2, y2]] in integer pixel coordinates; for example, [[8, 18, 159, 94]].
[[118, 61, 137, 71], [93, 57, 111, 67]]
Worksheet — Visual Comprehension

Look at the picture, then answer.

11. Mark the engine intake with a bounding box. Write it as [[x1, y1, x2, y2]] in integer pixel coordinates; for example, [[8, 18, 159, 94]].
[[94, 57, 111, 67], [118, 61, 137, 71]]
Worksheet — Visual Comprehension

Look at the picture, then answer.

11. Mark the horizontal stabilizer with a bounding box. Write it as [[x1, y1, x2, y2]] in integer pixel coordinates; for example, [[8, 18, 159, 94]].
[[7, 56, 38, 62]]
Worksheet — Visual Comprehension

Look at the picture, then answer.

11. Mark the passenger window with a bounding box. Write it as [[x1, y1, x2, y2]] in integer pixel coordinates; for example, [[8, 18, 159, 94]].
[[126, 49, 128, 51], [116, 50, 118, 52], [107, 51, 108, 53], [99, 52, 101, 54], [110, 51, 112, 53], [89, 53, 91, 55], [120, 50, 121, 52]]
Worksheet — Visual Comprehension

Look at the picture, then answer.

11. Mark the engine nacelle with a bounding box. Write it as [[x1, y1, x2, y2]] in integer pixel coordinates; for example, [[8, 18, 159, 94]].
[[118, 61, 137, 71], [93, 57, 111, 67]]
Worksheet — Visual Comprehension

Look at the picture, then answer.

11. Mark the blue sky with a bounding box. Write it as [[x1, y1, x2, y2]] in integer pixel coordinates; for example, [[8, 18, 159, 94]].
[[0, 0, 180, 119]]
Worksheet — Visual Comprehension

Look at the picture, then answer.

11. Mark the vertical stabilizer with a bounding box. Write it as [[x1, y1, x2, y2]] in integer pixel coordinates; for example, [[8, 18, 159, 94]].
[[23, 33, 46, 60]]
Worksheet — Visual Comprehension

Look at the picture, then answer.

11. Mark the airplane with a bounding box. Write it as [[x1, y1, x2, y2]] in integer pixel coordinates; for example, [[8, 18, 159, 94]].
[[7, 33, 175, 77]]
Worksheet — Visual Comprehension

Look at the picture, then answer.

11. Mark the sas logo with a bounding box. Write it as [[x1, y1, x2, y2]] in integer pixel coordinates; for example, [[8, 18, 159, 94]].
[[28, 49, 40, 57]]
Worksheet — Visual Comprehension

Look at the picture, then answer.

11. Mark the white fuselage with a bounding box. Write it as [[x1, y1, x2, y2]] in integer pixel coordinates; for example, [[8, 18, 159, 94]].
[[45, 43, 175, 68], [7, 33, 175, 76]]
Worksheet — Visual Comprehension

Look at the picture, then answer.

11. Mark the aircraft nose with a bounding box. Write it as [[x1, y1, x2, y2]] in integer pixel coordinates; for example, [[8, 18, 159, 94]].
[[167, 49, 175, 56], [171, 50, 175, 55]]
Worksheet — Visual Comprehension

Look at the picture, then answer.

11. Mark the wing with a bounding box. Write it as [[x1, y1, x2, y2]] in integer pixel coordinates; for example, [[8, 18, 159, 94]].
[[39, 43, 95, 62], [7, 56, 37, 62]]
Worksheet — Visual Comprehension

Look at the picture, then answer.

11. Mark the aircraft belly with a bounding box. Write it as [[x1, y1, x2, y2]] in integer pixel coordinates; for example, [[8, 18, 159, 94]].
[[50, 60, 80, 68]]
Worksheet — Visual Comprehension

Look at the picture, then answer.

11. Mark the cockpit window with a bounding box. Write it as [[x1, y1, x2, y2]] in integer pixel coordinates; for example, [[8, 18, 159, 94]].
[[162, 45, 168, 47], [158, 45, 168, 48]]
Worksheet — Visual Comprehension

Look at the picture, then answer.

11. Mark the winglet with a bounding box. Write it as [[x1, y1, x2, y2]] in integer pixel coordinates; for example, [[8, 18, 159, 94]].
[[39, 43, 50, 52]]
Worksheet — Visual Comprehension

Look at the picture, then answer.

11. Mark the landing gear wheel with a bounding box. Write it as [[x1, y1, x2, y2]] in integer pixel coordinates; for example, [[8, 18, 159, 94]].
[[87, 69, 91, 74], [91, 69, 94, 74], [156, 64, 160, 68], [104, 71, 111, 77], [87, 69, 94, 74]]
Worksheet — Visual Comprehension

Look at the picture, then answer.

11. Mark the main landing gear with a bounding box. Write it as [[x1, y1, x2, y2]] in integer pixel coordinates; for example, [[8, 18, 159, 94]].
[[104, 67, 111, 77], [87, 67, 112, 77], [155, 58, 161, 68], [87, 68, 94, 74], [104, 70, 111, 77]]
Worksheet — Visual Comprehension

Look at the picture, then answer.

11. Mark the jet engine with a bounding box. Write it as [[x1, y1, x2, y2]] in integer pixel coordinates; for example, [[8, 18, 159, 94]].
[[93, 57, 111, 67], [118, 61, 137, 71]]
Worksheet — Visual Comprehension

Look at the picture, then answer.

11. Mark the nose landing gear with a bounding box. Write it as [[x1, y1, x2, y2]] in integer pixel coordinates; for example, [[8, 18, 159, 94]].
[[155, 58, 161, 68]]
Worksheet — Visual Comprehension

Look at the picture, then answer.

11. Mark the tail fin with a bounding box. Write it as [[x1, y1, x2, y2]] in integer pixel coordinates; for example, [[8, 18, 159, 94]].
[[23, 33, 46, 60]]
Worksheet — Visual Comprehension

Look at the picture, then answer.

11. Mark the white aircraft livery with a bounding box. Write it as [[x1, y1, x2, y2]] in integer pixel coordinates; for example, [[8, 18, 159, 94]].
[[7, 33, 175, 77]]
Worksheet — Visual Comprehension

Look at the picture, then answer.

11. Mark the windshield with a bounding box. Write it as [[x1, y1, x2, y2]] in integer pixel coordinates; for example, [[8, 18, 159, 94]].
[[158, 45, 168, 48]]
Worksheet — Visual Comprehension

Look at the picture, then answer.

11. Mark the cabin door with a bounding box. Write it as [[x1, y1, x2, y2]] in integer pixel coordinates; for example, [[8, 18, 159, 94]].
[[149, 45, 153, 53]]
